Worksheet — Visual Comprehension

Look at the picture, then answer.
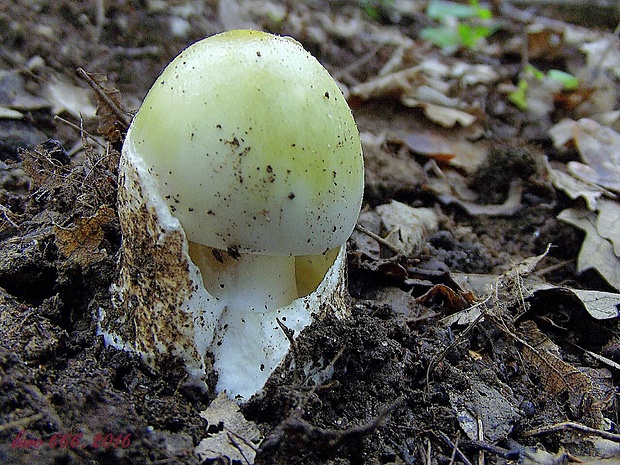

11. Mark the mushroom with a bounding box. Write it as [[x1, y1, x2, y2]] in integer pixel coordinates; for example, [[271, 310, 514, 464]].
[[99, 30, 364, 400]]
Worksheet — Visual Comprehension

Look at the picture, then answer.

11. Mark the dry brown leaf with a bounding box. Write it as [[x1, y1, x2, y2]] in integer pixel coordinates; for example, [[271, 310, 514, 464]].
[[533, 287, 620, 321], [581, 37, 620, 80], [526, 25, 565, 60], [402, 99, 476, 127], [518, 320, 593, 398], [550, 119, 620, 194], [44, 76, 96, 119], [517, 320, 610, 425], [349, 67, 421, 101], [445, 249, 550, 326], [544, 157, 604, 210], [448, 379, 518, 442], [404, 127, 488, 173], [376, 200, 438, 256], [196, 392, 261, 464], [558, 207, 620, 291], [350, 58, 489, 128], [596, 198, 620, 257], [54, 206, 115, 267], [86, 71, 125, 142], [438, 181, 524, 216]]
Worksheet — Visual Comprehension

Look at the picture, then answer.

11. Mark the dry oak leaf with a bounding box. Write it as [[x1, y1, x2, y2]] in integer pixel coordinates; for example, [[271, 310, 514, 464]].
[[54, 206, 115, 267], [558, 207, 620, 291], [544, 157, 604, 210], [550, 118, 620, 194]]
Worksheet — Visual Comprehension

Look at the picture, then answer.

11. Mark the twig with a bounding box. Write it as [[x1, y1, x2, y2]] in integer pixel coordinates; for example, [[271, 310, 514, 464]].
[[0, 205, 19, 229], [54, 115, 106, 149], [438, 431, 473, 465], [76, 67, 130, 128], [296, 346, 346, 409], [259, 346, 347, 453], [226, 431, 255, 465], [109, 45, 160, 57], [448, 433, 458, 465], [333, 44, 384, 80], [283, 397, 404, 451], [476, 416, 484, 465], [426, 309, 486, 390], [276, 317, 302, 383], [532, 259, 573, 277], [424, 438, 432, 465], [0, 413, 45, 432], [459, 439, 522, 460], [389, 438, 416, 465], [355, 223, 402, 255], [523, 421, 620, 442], [260, 347, 394, 455]]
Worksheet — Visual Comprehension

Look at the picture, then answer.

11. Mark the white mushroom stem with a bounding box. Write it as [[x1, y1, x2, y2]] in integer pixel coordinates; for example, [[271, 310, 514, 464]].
[[187, 241, 344, 399], [188, 242, 298, 314]]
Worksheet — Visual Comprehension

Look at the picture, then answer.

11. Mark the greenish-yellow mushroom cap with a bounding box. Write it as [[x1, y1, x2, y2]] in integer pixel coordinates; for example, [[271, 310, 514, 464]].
[[125, 29, 364, 256]]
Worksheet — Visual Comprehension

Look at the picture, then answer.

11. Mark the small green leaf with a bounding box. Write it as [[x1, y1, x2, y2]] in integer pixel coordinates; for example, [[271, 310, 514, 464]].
[[548, 69, 579, 90], [508, 79, 529, 110], [457, 23, 493, 48], [421, 26, 461, 49], [427, 0, 480, 20], [525, 64, 545, 80]]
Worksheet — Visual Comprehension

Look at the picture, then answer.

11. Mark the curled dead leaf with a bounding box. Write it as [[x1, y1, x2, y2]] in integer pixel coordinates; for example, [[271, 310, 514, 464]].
[[54, 206, 115, 267]]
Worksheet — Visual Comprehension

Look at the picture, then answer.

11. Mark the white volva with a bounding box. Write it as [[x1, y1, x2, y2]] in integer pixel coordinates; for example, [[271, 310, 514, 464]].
[[99, 30, 364, 401]]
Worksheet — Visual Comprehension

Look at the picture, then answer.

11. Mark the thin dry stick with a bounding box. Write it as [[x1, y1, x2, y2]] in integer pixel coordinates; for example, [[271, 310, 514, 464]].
[[476, 416, 485, 465], [226, 431, 255, 465], [448, 434, 458, 465], [523, 421, 620, 442], [426, 309, 486, 390], [438, 431, 473, 465], [0, 413, 45, 433], [487, 314, 579, 395], [333, 44, 383, 80], [424, 438, 432, 465], [76, 67, 131, 128], [0, 205, 19, 228], [533, 259, 573, 277], [355, 223, 402, 255], [54, 115, 106, 148]]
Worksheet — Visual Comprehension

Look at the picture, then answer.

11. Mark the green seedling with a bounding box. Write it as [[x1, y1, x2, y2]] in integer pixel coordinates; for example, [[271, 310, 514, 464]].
[[422, 0, 495, 51], [509, 65, 580, 110]]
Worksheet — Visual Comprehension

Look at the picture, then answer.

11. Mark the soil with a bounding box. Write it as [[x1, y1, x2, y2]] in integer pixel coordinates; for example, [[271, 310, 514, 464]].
[[1, 1, 619, 465]]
